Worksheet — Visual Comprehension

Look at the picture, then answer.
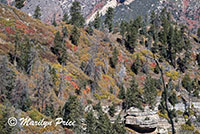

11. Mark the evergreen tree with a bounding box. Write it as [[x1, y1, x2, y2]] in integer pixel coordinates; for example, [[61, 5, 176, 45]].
[[120, 20, 127, 38], [125, 77, 142, 110], [52, 17, 57, 27], [70, 26, 80, 45], [86, 23, 94, 36], [182, 74, 193, 94], [93, 12, 101, 29], [93, 102, 102, 112], [96, 110, 111, 134], [143, 76, 157, 109], [63, 95, 82, 133], [62, 26, 68, 38], [85, 110, 97, 134], [0, 57, 16, 102], [104, 7, 114, 32], [15, 0, 25, 9], [120, 20, 127, 45], [126, 21, 138, 53], [0, 102, 17, 134], [18, 39, 36, 75], [131, 55, 141, 74], [197, 27, 200, 38], [53, 31, 63, 56], [154, 64, 160, 74], [150, 10, 156, 25], [108, 103, 116, 117], [197, 53, 200, 66], [44, 103, 55, 118], [118, 84, 125, 100], [62, 12, 69, 24], [133, 16, 142, 30], [111, 114, 126, 134], [110, 47, 118, 68], [168, 93, 178, 106], [70, 1, 85, 27], [33, 5, 41, 20]]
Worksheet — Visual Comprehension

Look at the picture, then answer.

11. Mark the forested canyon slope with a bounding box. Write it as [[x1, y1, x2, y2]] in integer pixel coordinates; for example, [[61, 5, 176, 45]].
[[0, 1, 200, 134]]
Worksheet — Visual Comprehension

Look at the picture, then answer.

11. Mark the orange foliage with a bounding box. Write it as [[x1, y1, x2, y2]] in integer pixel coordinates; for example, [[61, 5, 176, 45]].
[[83, 90, 87, 94], [65, 76, 72, 81], [70, 81, 79, 89]]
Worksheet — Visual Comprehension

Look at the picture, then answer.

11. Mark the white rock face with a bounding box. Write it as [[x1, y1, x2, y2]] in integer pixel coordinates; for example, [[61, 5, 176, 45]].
[[125, 106, 159, 129]]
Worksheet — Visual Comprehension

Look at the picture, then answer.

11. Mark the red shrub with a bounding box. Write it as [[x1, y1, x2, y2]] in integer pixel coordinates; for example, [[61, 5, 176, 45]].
[[150, 63, 156, 68], [65, 76, 71, 81], [5, 26, 14, 34], [73, 46, 78, 52]]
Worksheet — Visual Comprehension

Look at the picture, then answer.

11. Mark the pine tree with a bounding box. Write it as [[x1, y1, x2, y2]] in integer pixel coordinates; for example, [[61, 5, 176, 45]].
[[86, 23, 94, 36], [125, 77, 142, 110], [53, 30, 68, 65], [131, 55, 141, 74], [0, 57, 16, 102], [111, 114, 126, 134], [198, 27, 200, 38], [108, 103, 116, 117], [62, 26, 68, 38], [18, 39, 36, 75], [120, 20, 127, 40], [85, 110, 96, 134], [96, 110, 111, 134], [197, 54, 200, 66], [0, 102, 17, 134], [52, 17, 57, 27], [54, 31, 64, 55], [110, 47, 118, 68], [168, 93, 178, 106], [150, 10, 156, 25], [118, 84, 125, 100], [126, 22, 138, 53], [93, 12, 101, 29], [70, 26, 80, 45], [44, 103, 55, 118], [104, 7, 114, 32], [62, 12, 69, 24], [15, 0, 25, 9], [33, 5, 41, 20], [63, 95, 82, 133], [133, 16, 142, 30], [143, 76, 157, 109], [182, 74, 193, 94], [70, 1, 85, 27]]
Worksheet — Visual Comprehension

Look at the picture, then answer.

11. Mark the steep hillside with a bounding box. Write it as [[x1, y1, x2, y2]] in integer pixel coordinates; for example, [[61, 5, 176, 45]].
[[0, 2, 200, 134], [2, 0, 200, 34]]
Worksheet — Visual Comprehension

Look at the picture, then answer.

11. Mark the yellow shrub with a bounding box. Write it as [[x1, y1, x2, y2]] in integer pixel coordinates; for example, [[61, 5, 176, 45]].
[[27, 109, 46, 121], [181, 124, 194, 131], [158, 110, 169, 120], [165, 70, 179, 80]]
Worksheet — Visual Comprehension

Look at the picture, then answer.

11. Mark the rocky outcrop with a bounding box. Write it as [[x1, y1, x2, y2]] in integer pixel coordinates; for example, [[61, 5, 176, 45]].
[[125, 106, 159, 133]]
